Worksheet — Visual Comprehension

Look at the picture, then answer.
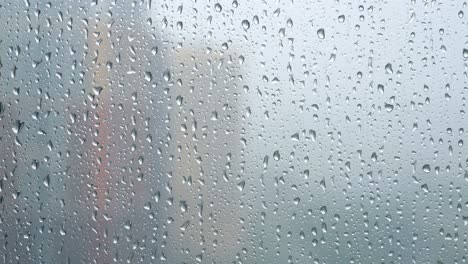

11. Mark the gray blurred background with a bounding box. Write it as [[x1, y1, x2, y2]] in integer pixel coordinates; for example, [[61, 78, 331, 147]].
[[0, 0, 467, 263]]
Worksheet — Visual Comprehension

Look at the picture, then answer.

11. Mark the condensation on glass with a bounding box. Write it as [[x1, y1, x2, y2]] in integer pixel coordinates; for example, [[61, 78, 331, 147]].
[[1, 0, 467, 263]]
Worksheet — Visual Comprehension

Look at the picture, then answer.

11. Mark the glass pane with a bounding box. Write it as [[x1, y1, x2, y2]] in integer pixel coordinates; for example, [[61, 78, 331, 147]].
[[1, 0, 467, 263]]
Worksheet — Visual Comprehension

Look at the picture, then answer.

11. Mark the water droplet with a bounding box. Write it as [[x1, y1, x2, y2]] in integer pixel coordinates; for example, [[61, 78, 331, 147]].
[[273, 151, 280, 161], [179, 201, 187, 212], [214, 3, 222, 12], [384, 103, 394, 112], [237, 180, 245, 191], [290, 133, 299, 141], [317, 28, 325, 39], [385, 63, 393, 74], [241, 20, 250, 30], [43, 175, 50, 187], [176, 95, 183, 106], [423, 164, 431, 173], [163, 70, 171, 81]]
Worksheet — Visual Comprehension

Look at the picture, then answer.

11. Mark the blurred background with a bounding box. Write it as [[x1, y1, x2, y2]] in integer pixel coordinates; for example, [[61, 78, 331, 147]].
[[0, 0, 467, 263]]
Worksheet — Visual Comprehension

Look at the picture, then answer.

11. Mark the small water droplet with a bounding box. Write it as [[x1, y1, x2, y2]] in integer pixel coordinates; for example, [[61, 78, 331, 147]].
[[163, 70, 171, 81], [273, 151, 280, 161], [241, 20, 250, 30], [43, 175, 50, 187], [317, 28, 325, 39], [144, 71, 153, 82], [176, 95, 183, 106], [237, 180, 245, 191], [384, 103, 394, 112], [423, 164, 431, 173], [385, 63, 393, 74], [214, 3, 222, 12]]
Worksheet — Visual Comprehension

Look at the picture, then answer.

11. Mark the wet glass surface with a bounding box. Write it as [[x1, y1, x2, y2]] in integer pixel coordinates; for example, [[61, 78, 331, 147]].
[[1, 1, 468, 263]]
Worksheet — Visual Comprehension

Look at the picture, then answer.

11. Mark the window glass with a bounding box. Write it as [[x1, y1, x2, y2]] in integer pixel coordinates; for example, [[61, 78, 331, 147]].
[[1, 1, 467, 263]]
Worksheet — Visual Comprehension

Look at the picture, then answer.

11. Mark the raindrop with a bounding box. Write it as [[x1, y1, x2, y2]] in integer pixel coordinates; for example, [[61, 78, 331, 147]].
[[144, 71, 152, 82], [176, 95, 183, 106], [423, 164, 431, 173], [273, 151, 280, 161], [385, 63, 393, 74], [43, 175, 50, 187], [163, 70, 171, 81], [317, 28, 325, 39], [241, 20, 250, 30]]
